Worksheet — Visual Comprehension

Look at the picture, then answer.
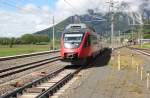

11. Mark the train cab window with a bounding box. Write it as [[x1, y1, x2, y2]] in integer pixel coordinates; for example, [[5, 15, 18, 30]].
[[63, 33, 83, 48]]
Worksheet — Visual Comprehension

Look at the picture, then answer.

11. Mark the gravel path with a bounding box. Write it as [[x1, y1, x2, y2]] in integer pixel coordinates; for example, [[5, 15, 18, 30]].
[[65, 48, 150, 98]]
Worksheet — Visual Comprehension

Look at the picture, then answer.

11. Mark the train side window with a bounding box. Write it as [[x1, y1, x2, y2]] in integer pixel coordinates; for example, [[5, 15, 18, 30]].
[[87, 35, 91, 45], [91, 35, 97, 44], [84, 35, 91, 47]]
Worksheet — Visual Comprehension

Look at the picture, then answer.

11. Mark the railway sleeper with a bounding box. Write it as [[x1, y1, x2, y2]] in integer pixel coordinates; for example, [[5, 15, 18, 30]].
[[25, 88, 45, 93]]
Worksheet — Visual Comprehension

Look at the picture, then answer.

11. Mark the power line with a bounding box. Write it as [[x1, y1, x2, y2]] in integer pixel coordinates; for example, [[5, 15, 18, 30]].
[[9, 0, 24, 4], [64, 0, 81, 14], [0, 0, 21, 10]]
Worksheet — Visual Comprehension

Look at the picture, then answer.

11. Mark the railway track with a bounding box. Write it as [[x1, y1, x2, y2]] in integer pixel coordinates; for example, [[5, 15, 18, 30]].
[[0, 47, 119, 98], [0, 66, 82, 98], [0, 50, 59, 61], [0, 56, 61, 79], [128, 47, 150, 56]]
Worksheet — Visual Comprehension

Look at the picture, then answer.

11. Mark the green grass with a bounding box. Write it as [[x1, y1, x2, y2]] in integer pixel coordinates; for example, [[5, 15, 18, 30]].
[[0, 45, 55, 57], [144, 34, 150, 39], [138, 43, 150, 49]]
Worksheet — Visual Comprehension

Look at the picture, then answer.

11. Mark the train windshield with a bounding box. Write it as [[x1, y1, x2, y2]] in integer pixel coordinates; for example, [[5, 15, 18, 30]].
[[64, 33, 83, 48]]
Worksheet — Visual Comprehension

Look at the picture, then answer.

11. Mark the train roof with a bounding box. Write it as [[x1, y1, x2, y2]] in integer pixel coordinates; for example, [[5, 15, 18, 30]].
[[64, 23, 94, 33], [65, 23, 87, 29]]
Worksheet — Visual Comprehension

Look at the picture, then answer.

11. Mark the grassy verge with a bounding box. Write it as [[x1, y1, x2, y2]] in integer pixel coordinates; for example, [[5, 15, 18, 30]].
[[109, 48, 144, 70], [0, 45, 53, 57], [108, 48, 147, 97], [140, 43, 150, 49], [133, 43, 150, 50]]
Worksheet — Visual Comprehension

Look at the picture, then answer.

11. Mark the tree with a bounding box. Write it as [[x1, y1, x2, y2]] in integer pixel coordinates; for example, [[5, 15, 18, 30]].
[[21, 34, 34, 44], [0, 37, 10, 45], [9, 37, 15, 48], [34, 34, 50, 44]]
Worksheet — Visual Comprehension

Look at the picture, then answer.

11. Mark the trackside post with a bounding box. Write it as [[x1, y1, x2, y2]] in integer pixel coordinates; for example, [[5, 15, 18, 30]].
[[117, 51, 121, 71], [141, 66, 143, 80], [147, 71, 150, 89]]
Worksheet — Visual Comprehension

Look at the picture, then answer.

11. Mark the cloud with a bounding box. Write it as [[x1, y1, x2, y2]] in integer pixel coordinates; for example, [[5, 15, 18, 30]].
[[0, 4, 53, 37], [53, 0, 145, 22], [21, 4, 38, 13], [0, 0, 149, 37]]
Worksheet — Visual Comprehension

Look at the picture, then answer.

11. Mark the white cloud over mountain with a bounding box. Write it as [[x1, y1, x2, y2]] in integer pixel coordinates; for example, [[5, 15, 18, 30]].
[[0, 0, 148, 37]]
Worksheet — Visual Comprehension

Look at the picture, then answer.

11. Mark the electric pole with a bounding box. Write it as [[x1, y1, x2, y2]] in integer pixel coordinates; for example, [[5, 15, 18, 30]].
[[52, 16, 55, 50], [107, 0, 116, 50], [119, 30, 121, 46], [111, 10, 114, 50]]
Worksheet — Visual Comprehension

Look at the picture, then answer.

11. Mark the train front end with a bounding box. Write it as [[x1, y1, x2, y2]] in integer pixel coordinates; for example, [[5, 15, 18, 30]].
[[61, 32, 84, 60], [60, 24, 90, 65]]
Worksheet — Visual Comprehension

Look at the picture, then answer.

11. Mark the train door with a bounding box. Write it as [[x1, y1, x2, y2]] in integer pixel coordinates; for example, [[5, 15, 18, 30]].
[[82, 35, 91, 57]]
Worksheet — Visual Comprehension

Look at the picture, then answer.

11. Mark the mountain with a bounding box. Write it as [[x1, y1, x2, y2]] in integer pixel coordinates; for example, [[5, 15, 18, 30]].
[[34, 10, 137, 39]]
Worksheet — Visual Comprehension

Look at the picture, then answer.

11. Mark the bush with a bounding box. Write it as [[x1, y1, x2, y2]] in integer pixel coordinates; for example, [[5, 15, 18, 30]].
[[0, 34, 51, 45]]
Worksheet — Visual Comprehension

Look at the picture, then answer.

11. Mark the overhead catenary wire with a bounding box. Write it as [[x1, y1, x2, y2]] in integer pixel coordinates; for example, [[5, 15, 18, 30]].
[[64, 0, 81, 15], [0, 0, 21, 10], [0, 0, 45, 12], [63, 0, 82, 23], [9, 0, 25, 5], [0, 0, 31, 18]]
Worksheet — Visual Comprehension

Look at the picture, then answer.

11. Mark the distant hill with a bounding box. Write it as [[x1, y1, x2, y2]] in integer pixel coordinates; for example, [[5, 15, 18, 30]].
[[34, 16, 73, 39]]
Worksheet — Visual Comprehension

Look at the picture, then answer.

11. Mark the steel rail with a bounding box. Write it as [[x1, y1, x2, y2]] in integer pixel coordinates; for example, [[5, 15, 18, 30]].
[[0, 56, 60, 73], [0, 56, 61, 78], [0, 67, 65, 98], [128, 47, 150, 52], [36, 67, 81, 98], [0, 66, 81, 98], [113, 45, 128, 50], [128, 47, 150, 56], [0, 50, 60, 61]]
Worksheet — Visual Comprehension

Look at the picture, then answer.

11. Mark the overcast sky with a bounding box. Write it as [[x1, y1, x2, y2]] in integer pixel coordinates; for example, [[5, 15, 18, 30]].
[[0, 0, 147, 37]]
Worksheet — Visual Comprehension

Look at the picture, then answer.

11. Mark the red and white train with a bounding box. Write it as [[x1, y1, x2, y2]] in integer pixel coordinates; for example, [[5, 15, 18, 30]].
[[60, 23, 105, 65]]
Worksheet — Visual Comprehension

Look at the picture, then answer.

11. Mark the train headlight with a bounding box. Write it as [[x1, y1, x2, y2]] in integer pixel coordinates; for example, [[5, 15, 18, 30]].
[[64, 42, 80, 48], [75, 43, 79, 46], [64, 43, 71, 48]]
